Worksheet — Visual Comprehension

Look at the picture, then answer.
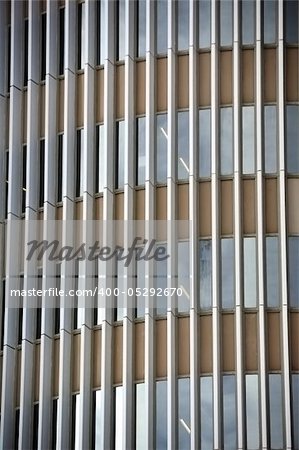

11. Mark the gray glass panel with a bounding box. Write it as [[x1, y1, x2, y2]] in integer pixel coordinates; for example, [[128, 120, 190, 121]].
[[114, 386, 124, 449], [178, 0, 189, 51], [286, 105, 299, 174], [117, 0, 126, 60], [116, 121, 125, 189], [220, 107, 233, 176], [136, 383, 146, 450], [74, 394, 81, 450], [221, 238, 235, 309], [136, 250, 145, 318], [137, 117, 146, 186], [269, 374, 283, 450], [288, 237, 299, 308], [200, 376, 213, 450], [178, 378, 190, 450], [199, 109, 211, 178], [242, 0, 255, 45], [292, 374, 299, 449], [97, 0, 106, 65], [199, 240, 212, 310], [178, 111, 189, 180], [96, 124, 105, 193], [156, 114, 168, 183], [243, 237, 257, 308], [285, 0, 299, 44], [157, 0, 167, 54], [137, 0, 146, 57], [116, 257, 125, 321], [245, 374, 260, 450], [155, 243, 167, 315], [264, 0, 277, 44], [220, 0, 233, 46], [242, 106, 255, 174], [199, 0, 211, 49], [178, 241, 190, 313], [264, 105, 277, 174], [156, 380, 167, 450], [94, 390, 101, 450], [266, 236, 280, 308], [223, 375, 237, 450]]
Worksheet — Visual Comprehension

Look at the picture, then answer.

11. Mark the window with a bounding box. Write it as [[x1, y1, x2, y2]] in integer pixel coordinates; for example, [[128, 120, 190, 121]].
[[242, 0, 255, 45], [32, 403, 39, 450], [24, 18, 28, 86], [220, 0, 233, 47], [95, 124, 105, 193], [263, 0, 277, 44], [178, 111, 189, 181], [76, 129, 84, 197], [286, 105, 299, 174], [59, 7, 65, 75], [135, 250, 145, 318], [55, 264, 61, 334], [39, 139, 45, 208], [288, 237, 299, 308], [243, 237, 257, 308], [200, 377, 213, 449], [115, 121, 125, 190], [57, 134, 63, 203], [136, 117, 146, 186], [242, 106, 255, 174], [135, 383, 146, 449], [71, 394, 80, 450], [114, 386, 123, 449], [266, 236, 280, 308], [73, 259, 79, 329], [1, 279, 5, 350], [18, 275, 24, 345], [264, 105, 277, 174], [269, 374, 284, 449], [92, 390, 101, 450], [137, 0, 146, 57], [198, 108, 211, 178], [15, 408, 20, 450], [7, 25, 11, 91], [292, 374, 299, 449], [96, 0, 105, 65], [223, 375, 237, 450], [77, 2, 85, 70], [116, 0, 126, 61], [245, 374, 260, 450], [177, 0, 189, 51], [220, 107, 233, 176], [95, 259, 105, 326], [5, 150, 9, 217], [41, 13, 46, 81], [36, 268, 42, 339], [178, 241, 189, 313], [115, 256, 125, 321], [156, 380, 167, 450], [156, 0, 167, 54], [221, 238, 234, 309], [155, 243, 167, 315], [52, 398, 58, 450], [178, 378, 190, 449], [22, 145, 27, 214], [199, 240, 212, 310], [198, 0, 211, 49], [156, 114, 168, 184], [285, 0, 299, 44]]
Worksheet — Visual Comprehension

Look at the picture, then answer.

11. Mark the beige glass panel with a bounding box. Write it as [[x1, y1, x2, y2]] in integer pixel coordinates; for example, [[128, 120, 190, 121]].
[[220, 51, 232, 105], [264, 49, 276, 102], [115, 65, 125, 119], [221, 180, 233, 235], [198, 182, 211, 237], [135, 322, 145, 381], [241, 49, 254, 103], [198, 53, 211, 107], [178, 55, 189, 109], [157, 58, 167, 112], [244, 312, 258, 371], [243, 179, 256, 234], [222, 313, 235, 371], [267, 312, 281, 371], [199, 315, 212, 373], [93, 329, 101, 388], [136, 61, 146, 115], [178, 317, 190, 376], [156, 319, 167, 378], [72, 333, 81, 392], [113, 325, 123, 384], [265, 178, 278, 233]]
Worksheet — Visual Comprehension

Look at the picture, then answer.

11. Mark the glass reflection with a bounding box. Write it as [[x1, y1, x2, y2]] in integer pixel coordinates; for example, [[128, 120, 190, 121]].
[[156, 114, 168, 184], [178, 0, 189, 51], [223, 375, 236, 450], [242, 0, 255, 45], [264, 105, 277, 174], [266, 236, 280, 308], [117, 0, 126, 60], [221, 238, 235, 309], [156, 380, 167, 450], [157, 0, 167, 54], [199, 0, 211, 49], [114, 386, 123, 450], [93, 390, 101, 450], [116, 121, 125, 189], [199, 109, 211, 178], [136, 249, 145, 318], [199, 240, 212, 310], [137, 0, 146, 57], [243, 237, 257, 308], [178, 378, 190, 450], [135, 383, 146, 450], [288, 237, 299, 308], [72, 394, 81, 450], [155, 244, 167, 315], [116, 257, 125, 321], [220, 0, 233, 47], [178, 111, 189, 181], [245, 374, 260, 450], [178, 241, 190, 313], [96, 0, 106, 65], [269, 374, 283, 449], [264, 0, 277, 44], [285, 0, 299, 44], [96, 124, 105, 193], [136, 117, 146, 186], [292, 374, 299, 449], [286, 105, 299, 174], [200, 376, 213, 450], [220, 107, 233, 176], [242, 106, 255, 174]]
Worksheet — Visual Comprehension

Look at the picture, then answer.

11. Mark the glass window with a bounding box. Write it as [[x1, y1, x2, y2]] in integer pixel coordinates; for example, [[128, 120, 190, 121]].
[[264, 105, 277, 173], [178, 378, 190, 449], [136, 117, 146, 186], [32, 403, 39, 450], [178, 0, 189, 51], [242, 0, 255, 45], [263, 0, 277, 44], [95, 259, 105, 326], [15, 408, 20, 450], [199, 240, 212, 310], [22, 145, 27, 214], [73, 259, 79, 329], [52, 398, 58, 450], [55, 264, 61, 334], [115, 121, 125, 189], [156, 114, 168, 184], [178, 241, 190, 313], [178, 111, 189, 181], [96, 0, 105, 65], [24, 18, 28, 86], [115, 256, 125, 321], [41, 13, 46, 80], [288, 237, 299, 308], [243, 237, 257, 308], [156, 380, 167, 450], [220, 0, 233, 47], [269, 374, 284, 450], [220, 107, 233, 176], [200, 376, 213, 449], [57, 134, 63, 203], [135, 383, 146, 449], [39, 139, 45, 207], [285, 0, 299, 44], [286, 105, 299, 174], [198, 109, 211, 178], [155, 243, 167, 315], [5, 150, 9, 217], [156, 0, 167, 54], [221, 238, 234, 309], [59, 7, 65, 75], [242, 106, 255, 174], [116, 0, 126, 61], [1, 279, 6, 350], [76, 129, 84, 197], [92, 390, 101, 450], [95, 124, 105, 193], [114, 386, 123, 449], [36, 268, 42, 339], [266, 236, 280, 308], [198, 0, 211, 49], [7, 25, 11, 92], [223, 375, 237, 450], [77, 2, 86, 70], [136, 250, 145, 318], [137, 0, 146, 57], [71, 394, 81, 450], [245, 374, 260, 450], [18, 275, 23, 345], [292, 374, 299, 449]]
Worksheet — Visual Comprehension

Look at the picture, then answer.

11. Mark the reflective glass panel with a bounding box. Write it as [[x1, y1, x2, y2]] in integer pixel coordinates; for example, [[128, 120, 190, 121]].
[[269, 374, 283, 449], [286, 105, 299, 174], [221, 238, 234, 309], [178, 111, 189, 181], [242, 0, 255, 45], [136, 117, 146, 186], [77, 3, 85, 70], [117, 0, 126, 60], [199, 0, 211, 49], [116, 256, 125, 321], [264, 105, 277, 173], [114, 386, 123, 449], [178, 241, 190, 313], [266, 236, 280, 308], [200, 376, 213, 450], [220, 0, 233, 46], [242, 106, 255, 174], [292, 374, 299, 449], [72, 394, 81, 450], [199, 240, 212, 310], [96, 0, 105, 65], [93, 390, 101, 450], [223, 375, 237, 450], [156, 380, 167, 450], [220, 107, 233, 176], [137, 0, 146, 57], [178, 378, 190, 450], [157, 0, 167, 54], [199, 109, 211, 178], [116, 121, 125, 189], [155, 243, 167, 315], [264, 0, 277, 44], [136, 249, 145, 318], [156, 114, 168, 183], [245, 374, 260, 450], [288, 237, 299, 308], [136, 383, 146, 450], [96, 124, 105, 193], [243, 237, 257, 308], [178, 0, 189, 51], [285, 0, 299, 44]]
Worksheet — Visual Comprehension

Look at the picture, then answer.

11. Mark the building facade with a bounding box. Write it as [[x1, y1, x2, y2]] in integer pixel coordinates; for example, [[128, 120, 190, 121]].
[[0, 0, 298, 449]]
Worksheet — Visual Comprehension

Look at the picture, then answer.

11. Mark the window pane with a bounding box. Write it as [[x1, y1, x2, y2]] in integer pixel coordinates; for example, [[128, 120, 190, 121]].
[[136, 250, 145, 318], [178, 111, 189, 181], [116, 121, 125, 189], [137, 0, 146, 57], [156, 114, 168, 183], [220, 107, 233, 176], [292, 374, 299, 449], [199, 240, 212, 310], [136, 383, 146, 450], [264, 0, 277, 44], [242, 0, 255, 45], [114, 387, 123, 449], [243, 237, 257, 308], [269, 374, 283, 449], [96, 124, 105, 193], [245, 374, 260, 450], [59, 7, 65, 75], [136, 117, 146, 186], [39, 139, 45, 207], [178, 378, 190, 450], [266, 236, 280, 308], [22, 145, 27, 213], [178, 241, 190, 313], [199, 0, 211, 49], [156, 380, 167, 450], [242, 106, 255, 174], [52, 398, 58, 450], [116, 0, 126, 60], [72, 394, 81, 450], [76, 129, 84, 197], [200, 376, 213, 450], [77, 3, 85, 70], [32, 404, 39, 450], [155, 243, 167, 315], [178, 0, 189, 51], [41, 13, 46, 80], [24, 19, 28, 86], [93, 390, 101, 450], [264, 105, 277, 174], [57, 134, 63, 203], [220, 0, 233, 46], [285, 0, 299, 44], [96, 0, 106, 65], [223, 375, 237, 450], [288, 237, 299, 308], [286, 105, 299, 174], [116, 256, 125, 321], [198, 109, 211, 178], [157, 0, 167, 54], [221, 238, 234, 309]]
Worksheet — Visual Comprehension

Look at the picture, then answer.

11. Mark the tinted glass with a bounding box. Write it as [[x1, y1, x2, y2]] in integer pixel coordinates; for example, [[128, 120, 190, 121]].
[[199, 0, 211, 48], [200, 376, 213, 449], [136, 250, 145, 318], [156, 114, 168, 183], [245, 374, 260, 450], [286, 105, 299, 174], [266, 236, 280, 308], [242, 0, 255, 45], [199, 240, 212, 310], [96, 0, 106, 65], [178, 111, 189, 180], [155, 243, 167, 315], [136, 383, 146, 449], [116, 121, 125, 189], [57, 134, 63, 202], [178, 378, 190, 449], [114, 386, 123, 449], [243, 237, 257, 308], [72, 394, 81, 450], [156, 380, 167, 450], [292, 374, 299, 449], [24, 19, 28, 86], [263, 0, 277, 44], [116, 257, 125, 321], [178, 0, 189, 51], [41, 13, 47, 80], [264, 105, 277, 173], [137, 117, 146, 186], [157, 0, 167, 54], [39, 140, 45, 207], [269, 374, 283, 449], [199, 109, 211, 178], [96, 124, 105, 193], [59, 8, 65, 74], [178, 241, 190, 313], [117, 0, 126, 60], [285, 0, 299, 44], [76, 129, 84, 197], [220, 107, 233, 176], [288, 237, 299, 308], [221, 238, 234, 309], [242, 106, 255, 174], [220, 0, 233, 46], [223, 375, 236, 450], [77, 3, 85, 70], [93, 390, 101, 450], [137, 0, 146, 57]]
